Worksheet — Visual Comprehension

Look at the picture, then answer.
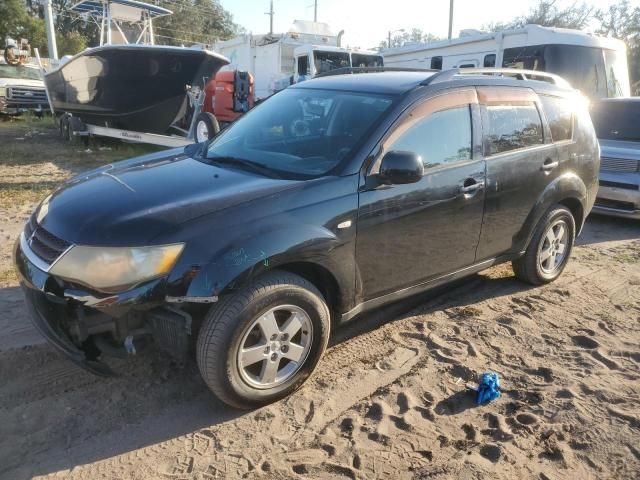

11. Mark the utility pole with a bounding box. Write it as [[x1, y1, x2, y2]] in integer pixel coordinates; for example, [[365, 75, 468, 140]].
[[44, 0, 58, 59], [265, 0, 274, 35], [448, 0, 454, 40], [314, 0, 317, 22]]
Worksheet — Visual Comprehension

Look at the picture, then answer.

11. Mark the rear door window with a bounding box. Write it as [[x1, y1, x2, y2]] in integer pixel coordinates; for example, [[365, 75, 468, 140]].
[[485, 103, 544, 155], [540, 95, 573, 142]]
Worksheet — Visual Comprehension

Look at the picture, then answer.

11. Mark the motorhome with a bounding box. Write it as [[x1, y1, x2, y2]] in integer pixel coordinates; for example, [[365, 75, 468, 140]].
[[382, 24, 629, 98], [214, 20, 383, 100]]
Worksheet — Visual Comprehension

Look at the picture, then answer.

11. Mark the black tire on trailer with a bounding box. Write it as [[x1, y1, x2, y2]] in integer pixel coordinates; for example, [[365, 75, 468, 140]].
[[512, 204, 576, 285], [59, 113, 71, 141], [196, 270, 331, 409], [67, 116, 87, 146], [194, 112, 220, 143]]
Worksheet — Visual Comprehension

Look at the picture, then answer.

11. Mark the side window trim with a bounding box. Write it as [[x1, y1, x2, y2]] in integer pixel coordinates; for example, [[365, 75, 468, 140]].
[[366, 88, 481, 176]]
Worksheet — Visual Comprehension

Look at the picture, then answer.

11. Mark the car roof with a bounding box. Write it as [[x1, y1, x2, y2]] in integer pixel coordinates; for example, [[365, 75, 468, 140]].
[[291, 71, 436, 95], [290, 70, 573, 97]]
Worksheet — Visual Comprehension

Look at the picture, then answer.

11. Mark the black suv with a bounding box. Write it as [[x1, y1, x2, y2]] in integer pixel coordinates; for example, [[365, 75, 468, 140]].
[[14, 68, 599, 408]]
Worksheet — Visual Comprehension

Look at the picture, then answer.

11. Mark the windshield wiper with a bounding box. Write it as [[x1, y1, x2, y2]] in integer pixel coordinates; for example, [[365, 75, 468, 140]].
[[206, 156, 281, 178]]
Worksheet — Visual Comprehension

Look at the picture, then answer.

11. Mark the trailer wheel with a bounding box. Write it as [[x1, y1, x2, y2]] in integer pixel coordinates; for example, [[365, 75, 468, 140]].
[[59, 114, 71, 141], [195, 112, 220, 143], [68, 116, 88, 146]]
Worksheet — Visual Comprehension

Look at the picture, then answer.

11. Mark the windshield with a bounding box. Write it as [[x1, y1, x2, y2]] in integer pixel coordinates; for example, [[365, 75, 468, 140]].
[[0, 65, 42, 81], [205, 88, 394, 178], [603, 48, 630, 98], [313, 51, 350, 74], [591, 100, 640, 141], [351, 54, 384, 68], [502, 44, 630, 99]]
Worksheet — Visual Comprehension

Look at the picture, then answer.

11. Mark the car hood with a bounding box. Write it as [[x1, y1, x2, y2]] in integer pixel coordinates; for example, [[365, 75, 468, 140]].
[[36, 148, 299, 246], [0, 78, 44, 88]]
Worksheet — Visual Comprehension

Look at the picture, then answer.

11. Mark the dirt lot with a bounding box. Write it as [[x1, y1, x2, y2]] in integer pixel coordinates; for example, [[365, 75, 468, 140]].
[[1, 118, 639, 480]]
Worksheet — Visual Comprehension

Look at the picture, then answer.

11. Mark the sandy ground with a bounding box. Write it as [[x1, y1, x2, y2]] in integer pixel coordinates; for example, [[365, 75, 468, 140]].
[[0, 119, 639, 480]]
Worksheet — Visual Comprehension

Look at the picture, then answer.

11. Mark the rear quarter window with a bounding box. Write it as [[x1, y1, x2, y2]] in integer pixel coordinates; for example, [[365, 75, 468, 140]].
[[485, 103, 544, 155], [540, 95, 573, 142]]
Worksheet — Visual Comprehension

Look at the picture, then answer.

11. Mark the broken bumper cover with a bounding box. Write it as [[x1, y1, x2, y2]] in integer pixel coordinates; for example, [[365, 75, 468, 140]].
[[21, 287, 116, 376], [14, 239, 168, 376]]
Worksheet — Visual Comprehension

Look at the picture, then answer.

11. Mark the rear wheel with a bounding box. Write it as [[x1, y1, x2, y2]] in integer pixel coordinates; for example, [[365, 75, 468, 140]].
[[196, 271, 330, 409], [194, 112, 220, 143], [512, 205, 575, 285]]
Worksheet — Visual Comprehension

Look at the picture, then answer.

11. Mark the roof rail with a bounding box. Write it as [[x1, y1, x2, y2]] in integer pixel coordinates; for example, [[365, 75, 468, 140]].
[[421, 67, 571, 88], [315, 66, 437, 78]]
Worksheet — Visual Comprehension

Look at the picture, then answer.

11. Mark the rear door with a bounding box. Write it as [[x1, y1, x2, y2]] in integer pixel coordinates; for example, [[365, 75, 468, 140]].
[[355, 88, 486, 301], [475, 86, 561, 260]]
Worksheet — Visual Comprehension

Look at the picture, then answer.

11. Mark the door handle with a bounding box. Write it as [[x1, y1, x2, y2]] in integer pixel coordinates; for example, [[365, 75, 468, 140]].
[[541, 158, 559, 171], [460, 180, 485, 194]]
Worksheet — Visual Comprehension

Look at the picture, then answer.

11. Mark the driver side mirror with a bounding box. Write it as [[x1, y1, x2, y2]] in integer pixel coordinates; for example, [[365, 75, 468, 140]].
[[378, 151, 424, 185]]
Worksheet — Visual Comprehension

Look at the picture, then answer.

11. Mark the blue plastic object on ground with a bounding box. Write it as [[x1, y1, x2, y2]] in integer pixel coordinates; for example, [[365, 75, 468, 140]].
[[476, 372, 501, 405]]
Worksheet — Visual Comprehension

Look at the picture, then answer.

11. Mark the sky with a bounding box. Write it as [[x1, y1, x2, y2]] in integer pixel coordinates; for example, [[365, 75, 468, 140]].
[[219, 0, 634, 50]]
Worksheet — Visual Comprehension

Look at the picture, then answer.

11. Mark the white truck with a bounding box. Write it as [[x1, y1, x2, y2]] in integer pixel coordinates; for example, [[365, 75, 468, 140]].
[[214, 20, 382, 100], [382, 24, 630, 99]]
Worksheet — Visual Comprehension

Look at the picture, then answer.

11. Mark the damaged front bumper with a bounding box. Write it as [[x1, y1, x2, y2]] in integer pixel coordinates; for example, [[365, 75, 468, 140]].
[[14, 239, 193, 376]]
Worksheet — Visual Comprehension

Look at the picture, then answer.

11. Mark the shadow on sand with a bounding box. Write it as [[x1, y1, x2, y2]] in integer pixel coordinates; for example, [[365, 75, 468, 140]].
[[0, 215, 633, 478]]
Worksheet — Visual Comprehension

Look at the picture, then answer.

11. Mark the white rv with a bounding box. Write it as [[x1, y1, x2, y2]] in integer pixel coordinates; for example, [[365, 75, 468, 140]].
[[382, 24, 629, 98], [214, 20, 382, 100]]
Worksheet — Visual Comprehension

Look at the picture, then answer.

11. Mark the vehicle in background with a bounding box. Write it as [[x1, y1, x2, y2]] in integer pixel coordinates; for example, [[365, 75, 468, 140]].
[[590, 98, 640, 219], [196, 70, 255, 142], [0, 62, 47, 115], [214, 21, 383, 100], [382, 24, 629, 99], [1, 38, 47, 115], [42, 0, 228, 148], [15, 67, 599, 408]]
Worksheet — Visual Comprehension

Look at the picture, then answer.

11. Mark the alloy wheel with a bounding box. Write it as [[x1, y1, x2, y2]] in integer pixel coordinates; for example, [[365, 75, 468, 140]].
[[537, 219, 569, 274], [237, 305, 313, 389]]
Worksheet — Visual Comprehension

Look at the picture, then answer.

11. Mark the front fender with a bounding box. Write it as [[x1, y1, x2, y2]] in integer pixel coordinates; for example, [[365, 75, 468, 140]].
[[182, 223, 354, 303], [515, 172, 587, 252]]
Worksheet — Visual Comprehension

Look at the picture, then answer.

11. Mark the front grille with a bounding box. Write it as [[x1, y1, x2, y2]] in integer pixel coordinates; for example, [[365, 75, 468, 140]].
[[6, 85, 47, 105], [595, 198, 636, 212], [600, 157, 640, 173], [23, 214, 72, 266], [599, 179, 639, 191]]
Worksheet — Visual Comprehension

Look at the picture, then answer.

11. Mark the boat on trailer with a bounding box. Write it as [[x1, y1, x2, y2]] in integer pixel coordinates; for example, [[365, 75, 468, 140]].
[[44, 0, 228, 136]]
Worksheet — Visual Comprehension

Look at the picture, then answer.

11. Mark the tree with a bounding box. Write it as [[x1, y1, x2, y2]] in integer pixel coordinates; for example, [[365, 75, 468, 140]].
[[0, 0, 40, 47], [379, 28, 439, 50], [1, 0, 241, 58], [595, 0, 640, 93], [484, 0, 593, 32], [154, 0, 241, 47]]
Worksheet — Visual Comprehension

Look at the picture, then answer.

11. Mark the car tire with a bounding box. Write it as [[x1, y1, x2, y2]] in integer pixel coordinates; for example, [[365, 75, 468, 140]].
[[196, 270, 331, 409], [512, 205, 575, 285], [194, 112, 220, 143]]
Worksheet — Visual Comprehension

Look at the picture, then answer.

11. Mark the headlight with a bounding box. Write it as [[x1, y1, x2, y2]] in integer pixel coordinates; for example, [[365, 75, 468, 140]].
[[0, 86, 6, 97], [50, 243, 185, 293]]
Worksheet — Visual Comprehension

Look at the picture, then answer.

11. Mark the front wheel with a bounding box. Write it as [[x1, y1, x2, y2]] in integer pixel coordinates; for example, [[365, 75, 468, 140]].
[[196, 271, 330, 409], [512, 205, 575, 285]]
